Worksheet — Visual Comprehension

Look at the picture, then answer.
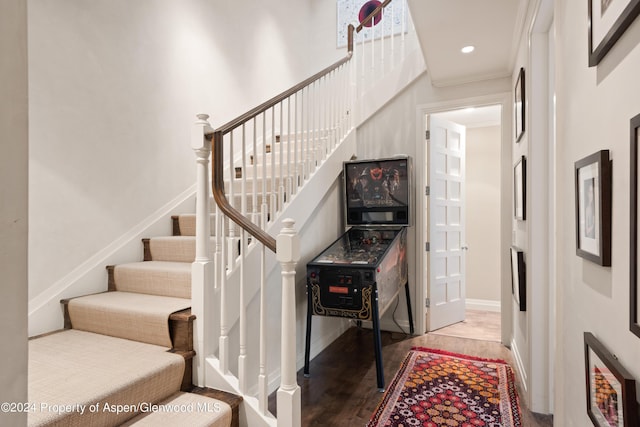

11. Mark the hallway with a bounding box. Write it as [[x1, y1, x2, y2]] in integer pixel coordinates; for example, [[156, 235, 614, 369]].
[[279, 323, 553, 426]]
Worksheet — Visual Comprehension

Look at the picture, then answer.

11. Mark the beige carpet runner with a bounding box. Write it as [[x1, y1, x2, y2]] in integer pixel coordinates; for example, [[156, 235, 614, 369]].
[[67, 291, 190, 348], [113, 261, 192, 299], [29, 214, 235, 426]]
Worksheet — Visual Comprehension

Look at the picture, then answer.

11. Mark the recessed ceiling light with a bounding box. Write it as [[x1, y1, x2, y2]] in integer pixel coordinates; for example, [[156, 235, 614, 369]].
[[461, 45, 475, 54]]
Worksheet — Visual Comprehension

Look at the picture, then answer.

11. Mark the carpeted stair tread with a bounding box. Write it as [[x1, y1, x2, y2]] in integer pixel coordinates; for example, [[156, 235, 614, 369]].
[[28, 329, 185, 427], [172, 214, 248, 238], [68, 291, 191, 347], [173, 214, 215, 237], [113, 261, 191, 299], [119, 392, 232, 427], [145, 236, 215, 262]]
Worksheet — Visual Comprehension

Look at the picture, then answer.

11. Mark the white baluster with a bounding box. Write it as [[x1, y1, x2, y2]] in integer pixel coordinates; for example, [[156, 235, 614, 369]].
[[293, 92, 298, 194], [252, 117, 259, 225], [227, 132, 238, 270], [391, 2, 395, 55], [276, 219, 301, 427], [191, 113, 214, 387], [219, 213, 229, 374], [258, 199, 268, 412], [238, 226, 247, 393], [279, 101, 285, 209], [271, 107, 277, 219], [287, 97, 293, 200]]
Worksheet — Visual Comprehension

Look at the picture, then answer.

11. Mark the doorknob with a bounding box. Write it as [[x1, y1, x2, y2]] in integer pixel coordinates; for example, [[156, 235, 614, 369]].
[[461, 245, 469, 251]]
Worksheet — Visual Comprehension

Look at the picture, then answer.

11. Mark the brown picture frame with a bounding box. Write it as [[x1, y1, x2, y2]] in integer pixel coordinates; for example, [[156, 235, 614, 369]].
[[584, 332, 638, 426], [514, 156, 526, 221], [588, 0, 640, 66], [574, 150, 612, 266], [514, 67, 525, 142], [510, 247, 526, 311], [630, 113, 640, 338]]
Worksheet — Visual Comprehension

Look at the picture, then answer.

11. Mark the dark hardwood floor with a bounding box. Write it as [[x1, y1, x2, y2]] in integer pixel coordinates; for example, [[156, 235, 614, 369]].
[[271, 314, 553, 426]]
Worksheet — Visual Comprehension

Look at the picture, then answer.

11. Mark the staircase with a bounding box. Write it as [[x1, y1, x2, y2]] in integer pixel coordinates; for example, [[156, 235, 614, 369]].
[[28, 214, 240, 427], [27, 2, 424, 426]]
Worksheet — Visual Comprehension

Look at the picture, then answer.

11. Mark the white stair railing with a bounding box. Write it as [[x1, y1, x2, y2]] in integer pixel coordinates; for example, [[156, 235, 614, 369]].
[[189, 1, 420, 425]]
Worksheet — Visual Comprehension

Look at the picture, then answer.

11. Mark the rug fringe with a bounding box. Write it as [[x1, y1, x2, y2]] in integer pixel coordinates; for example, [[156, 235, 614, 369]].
[[410, 346, 508, 364]]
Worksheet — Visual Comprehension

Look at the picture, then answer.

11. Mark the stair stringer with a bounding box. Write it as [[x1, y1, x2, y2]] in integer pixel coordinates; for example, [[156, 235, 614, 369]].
[[202, 129, 356, 426]]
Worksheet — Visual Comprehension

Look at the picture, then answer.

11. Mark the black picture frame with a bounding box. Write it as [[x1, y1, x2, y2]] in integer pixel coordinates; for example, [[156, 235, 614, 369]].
[[510, 247, 526, 311], [514, 156, 526, 221], [574, 150, 612, 266], [588, 0, 640, 66], [630, 113, 640, 338], [584, 332, 638, 426], [515, 67, 525, 142]]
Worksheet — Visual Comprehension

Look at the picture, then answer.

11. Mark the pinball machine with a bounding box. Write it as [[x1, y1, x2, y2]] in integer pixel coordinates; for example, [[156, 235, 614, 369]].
[[303, 156, 414, 391]]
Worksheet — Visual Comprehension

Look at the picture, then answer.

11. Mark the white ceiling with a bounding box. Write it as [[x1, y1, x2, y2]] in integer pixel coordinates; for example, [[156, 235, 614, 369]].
[[407, 0, 527, 87], [434, 105, 502, 128]]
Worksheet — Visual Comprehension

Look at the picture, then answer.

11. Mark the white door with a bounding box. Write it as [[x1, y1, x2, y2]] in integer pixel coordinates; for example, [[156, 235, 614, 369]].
[[426, 115, 466, 331]]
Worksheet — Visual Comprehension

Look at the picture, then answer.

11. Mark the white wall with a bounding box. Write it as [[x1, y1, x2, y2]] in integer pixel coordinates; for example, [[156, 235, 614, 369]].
[[509, 0, 558, 413], [555, 0, 640, 424], [466, 126, 501, 303], [27, 0, 342, 335], [510, 4, 532, 407], [0, 0, 28, 424]]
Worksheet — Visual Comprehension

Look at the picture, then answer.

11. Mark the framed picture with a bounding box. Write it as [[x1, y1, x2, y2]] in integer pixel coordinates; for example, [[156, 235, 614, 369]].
[[336, 0, 408, 48], [514, 67, 525, 143], [574, 150, 612, 266], [588, 0, 640, 66], [514, 156, 526, 220], [584, 332, 638, 426], [510, 247, 526, 311], [630, 113, 640, 338]]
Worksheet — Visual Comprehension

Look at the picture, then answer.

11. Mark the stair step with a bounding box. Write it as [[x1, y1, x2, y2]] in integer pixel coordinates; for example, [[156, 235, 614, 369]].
[[223, 175, 287, 194], [191, 387, 243, 427], [119, 391, 232, 427], [107, 261, 191, 299], [172, 214, 213, 236], [64, 291, 191, 348], [143, 236, 213, 262], [172, 214, 242, 238], [28, 329, 186, 427], [237, 147, 324, 169]]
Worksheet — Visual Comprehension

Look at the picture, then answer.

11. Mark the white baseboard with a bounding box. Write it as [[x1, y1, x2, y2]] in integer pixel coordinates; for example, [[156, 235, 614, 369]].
[[511, 338, 528, 393], [466, 298, 501, 312]]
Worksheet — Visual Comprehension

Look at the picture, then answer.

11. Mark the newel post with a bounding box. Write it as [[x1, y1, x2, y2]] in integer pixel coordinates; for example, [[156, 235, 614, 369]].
[[276, 218, 301, 427], [191, 113, 214, 386]]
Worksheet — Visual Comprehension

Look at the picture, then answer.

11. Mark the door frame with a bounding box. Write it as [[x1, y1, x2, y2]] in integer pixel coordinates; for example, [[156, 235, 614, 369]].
[[414, 92, 512, 345]]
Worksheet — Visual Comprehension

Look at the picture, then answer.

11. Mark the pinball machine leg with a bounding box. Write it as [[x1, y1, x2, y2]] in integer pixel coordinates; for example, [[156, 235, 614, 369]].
[[304, 285, 312, 377], [372, 291, 385, 392], [405, 281, 415, 335]]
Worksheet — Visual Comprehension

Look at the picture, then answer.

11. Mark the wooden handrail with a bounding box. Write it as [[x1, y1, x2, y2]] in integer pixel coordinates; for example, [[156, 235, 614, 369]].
[[211, 129, 278, 251], [210, 24, 355, 253], [211, 0, 394, 253]]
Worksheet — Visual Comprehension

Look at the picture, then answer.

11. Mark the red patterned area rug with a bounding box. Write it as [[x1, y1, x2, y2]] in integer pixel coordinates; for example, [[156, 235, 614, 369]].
[[367, 347, 522, 427]]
